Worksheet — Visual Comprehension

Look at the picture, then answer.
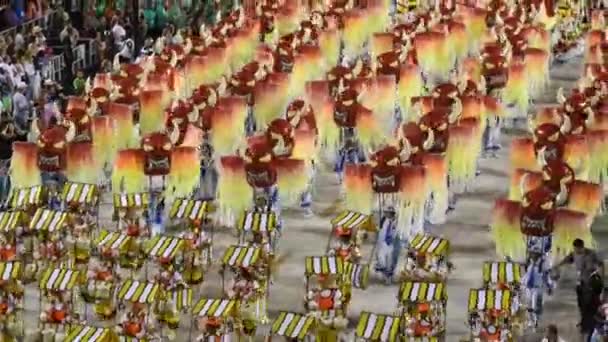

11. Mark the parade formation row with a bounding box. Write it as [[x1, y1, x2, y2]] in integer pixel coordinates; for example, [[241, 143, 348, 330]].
[[0, 0, 603, 341]]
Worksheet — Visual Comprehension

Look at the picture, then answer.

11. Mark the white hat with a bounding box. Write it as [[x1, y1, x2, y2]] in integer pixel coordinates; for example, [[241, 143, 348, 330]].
[[16, 82, 27, 89], [32, 26, 42, 34]]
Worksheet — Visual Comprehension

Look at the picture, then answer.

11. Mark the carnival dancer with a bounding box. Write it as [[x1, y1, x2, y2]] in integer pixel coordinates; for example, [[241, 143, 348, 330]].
[[405, 303, 443, 337], [306, 273, 345, 312], [284, 100, 317, 216], [328, 226, 361, 263], [521, 245, 556, 329], [228, 266, 267, 330], [333, 88, 367, 186], [85, 260, 115, 304], [40, 295, 70, 325], [41, 233, 65, 264], [119, 303, 148, 339], [149, 195, 165, 236], [182, 229, 206, 285], [0, 235, 16, 262], [375, 206, 401, 283], [195, 316, 224, 341], [156, 262, 185, 292], [199, 139, 217, 201]]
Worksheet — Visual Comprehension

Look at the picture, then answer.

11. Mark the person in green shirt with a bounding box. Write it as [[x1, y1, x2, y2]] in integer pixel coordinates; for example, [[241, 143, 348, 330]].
[[202, 0, 235, 25], [72, 69, 86, 96]]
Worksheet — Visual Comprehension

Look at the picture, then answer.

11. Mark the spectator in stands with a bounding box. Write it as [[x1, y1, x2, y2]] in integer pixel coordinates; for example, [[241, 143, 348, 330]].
[[111, 17, 126, 49], [140, 38, 154, 57], [11, 82, 30, 132], [136, 12, 147, 51], [59, 21, 74, 44], [92, 31, 108, 68], [0, 120, 19, 204], [32, 26, 46, 53], [13, 28, 25, 54], [72, 69, 85, 96], [26, 0, 42, 20]]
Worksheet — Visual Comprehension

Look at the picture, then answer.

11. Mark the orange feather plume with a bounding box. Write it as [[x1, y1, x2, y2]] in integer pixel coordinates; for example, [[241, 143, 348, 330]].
[[344, 163, 373, 215], [217, 156, 251, 221], [535, 107, 561, 125], [567, 181, 603, 219], [509, 137, 537, 172], [10, 142, 40, 188], [111, 149, 145, 193], [491, 199, 525, 259], [211, 97, 247, 155], [139, 90, 166, 135], [91, 116, 115, 169], [67, 142, 99, 183], [420, 154, 448, 224], [167, 146, 200, 199], [276, 158, 309, 205], [107, 102, 135, 149], [66, 96, 87, 112], [553, 209, 592, 257], [509, 169, 542, 201]]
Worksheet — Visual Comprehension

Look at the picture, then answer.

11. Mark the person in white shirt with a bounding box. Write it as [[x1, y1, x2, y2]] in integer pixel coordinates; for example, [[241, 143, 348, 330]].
[[542, 324, 566, 342], [112, 19, 126, 46], [14, 30, 24, 52], [12, 83, 30, 130], [59, 22, 73, 44]]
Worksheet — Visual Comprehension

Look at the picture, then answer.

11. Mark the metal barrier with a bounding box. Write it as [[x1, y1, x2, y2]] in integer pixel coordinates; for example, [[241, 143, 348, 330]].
[[44, 53, 65, 83], [0, 10, 56, 46]]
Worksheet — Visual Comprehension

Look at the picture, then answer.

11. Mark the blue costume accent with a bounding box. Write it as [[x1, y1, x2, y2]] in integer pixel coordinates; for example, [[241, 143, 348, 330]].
[[41, 171, 65, 209], [334, 146, 365, 184], [522, 256, 554, 318], [199, 145, 218, 201], [254, 186, 282, 232], [0, 160, 11, 207], [482, 117, 502, 152], [149, 192, 165, 235], [375, 215, 402, 279], [245, 106, 256, 136]]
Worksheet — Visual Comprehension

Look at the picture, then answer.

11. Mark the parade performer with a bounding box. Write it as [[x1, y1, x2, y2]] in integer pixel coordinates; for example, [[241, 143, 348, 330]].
[[182, 228, 207, 285], [521, 245, 555, 329], [285, 99, 318, 216], [332, 84, 370, 185], [228, 266, 267, 329], [405, 304, 441, 337], [344, 144, 429, 244], [375, 206, 400, 283], [119, 303, 148, 339], [217, 130, 308, 226], [328, 225, 361, 263], [40, 295, 69, 324], [305, 273, 348, 340], [27, 118, 77, 188]]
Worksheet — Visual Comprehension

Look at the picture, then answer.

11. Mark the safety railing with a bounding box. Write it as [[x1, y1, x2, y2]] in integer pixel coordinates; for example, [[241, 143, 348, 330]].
[[0, 9, 58, 46], [43, 40, 95, 83], [44, 53, 65, 83]]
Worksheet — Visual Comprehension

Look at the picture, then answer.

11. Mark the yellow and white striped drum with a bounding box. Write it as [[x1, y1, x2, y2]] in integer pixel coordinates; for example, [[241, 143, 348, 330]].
[[64, 325, 111, 342], [271, 312, 315, 340], [355, 312, 402, 342], [468, 288, 519, 316], [396, 0, 418, 14], [482, 262, 524, 287], [116, 280, 161, 304]]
